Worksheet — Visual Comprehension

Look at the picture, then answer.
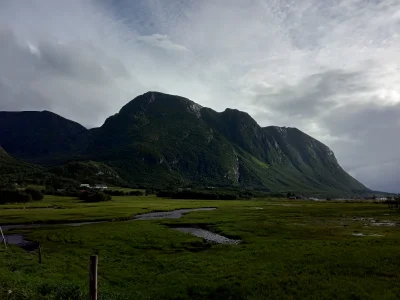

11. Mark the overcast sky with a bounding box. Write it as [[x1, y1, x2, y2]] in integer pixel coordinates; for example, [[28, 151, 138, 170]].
[[1, 0, 399, 192]]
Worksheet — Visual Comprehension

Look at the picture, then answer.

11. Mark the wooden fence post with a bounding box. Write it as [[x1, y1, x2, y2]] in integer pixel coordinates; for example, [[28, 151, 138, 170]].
[[0, 226, 6, 249], [89, 255, 98, 300], [38, 243, 42, 264]]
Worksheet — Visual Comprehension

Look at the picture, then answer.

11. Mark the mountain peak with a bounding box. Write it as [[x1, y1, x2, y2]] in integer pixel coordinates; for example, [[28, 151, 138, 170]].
[[119, 91, 203, 117], [220, 107, 260, 128]]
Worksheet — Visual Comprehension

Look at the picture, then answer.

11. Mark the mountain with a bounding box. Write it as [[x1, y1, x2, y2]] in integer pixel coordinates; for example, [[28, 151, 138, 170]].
[[81, 92, 367, 194], [0, 146, 41, 177], [0, 92, 369, 194], [0, 111, 87, 164], [82, 92, 240, 187]]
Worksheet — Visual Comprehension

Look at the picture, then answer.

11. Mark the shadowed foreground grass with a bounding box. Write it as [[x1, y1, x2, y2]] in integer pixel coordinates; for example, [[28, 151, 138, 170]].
[[1, 196, 400, 299]]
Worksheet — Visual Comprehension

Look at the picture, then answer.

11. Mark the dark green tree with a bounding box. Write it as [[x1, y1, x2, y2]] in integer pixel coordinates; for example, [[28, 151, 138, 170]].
[[25, 187, 44, 201]]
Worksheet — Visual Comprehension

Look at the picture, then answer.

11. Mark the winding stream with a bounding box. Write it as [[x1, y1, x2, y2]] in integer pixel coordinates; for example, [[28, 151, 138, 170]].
[[173, 227, 240, 244], [0, 207, 240, 248]]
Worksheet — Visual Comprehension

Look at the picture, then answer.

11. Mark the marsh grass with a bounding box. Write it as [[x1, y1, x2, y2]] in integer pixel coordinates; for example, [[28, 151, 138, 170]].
[[1, 196, 400, 299]]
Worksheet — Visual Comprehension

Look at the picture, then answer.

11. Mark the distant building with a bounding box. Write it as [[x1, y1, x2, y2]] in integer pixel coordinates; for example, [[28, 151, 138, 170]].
[[80, 184, 90, 188], [93, 184, 108, 190]]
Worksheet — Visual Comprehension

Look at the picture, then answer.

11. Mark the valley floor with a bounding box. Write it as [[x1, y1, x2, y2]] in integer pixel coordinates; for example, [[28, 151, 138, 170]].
[[1, 196, 400, 299]]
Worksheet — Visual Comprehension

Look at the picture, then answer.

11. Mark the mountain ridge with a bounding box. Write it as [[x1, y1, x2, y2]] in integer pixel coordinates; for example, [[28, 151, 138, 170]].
[[0, 91, 369, 194]]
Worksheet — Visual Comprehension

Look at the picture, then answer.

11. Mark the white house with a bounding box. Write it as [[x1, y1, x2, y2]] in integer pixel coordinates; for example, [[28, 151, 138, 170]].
[[93, 184, 108, 190]]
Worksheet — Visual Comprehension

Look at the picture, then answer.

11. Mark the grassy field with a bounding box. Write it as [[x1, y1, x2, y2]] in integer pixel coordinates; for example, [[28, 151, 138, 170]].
[[0, 195, 245, 224], [107, 186, 146, 193], [1, 196, 400, 299]]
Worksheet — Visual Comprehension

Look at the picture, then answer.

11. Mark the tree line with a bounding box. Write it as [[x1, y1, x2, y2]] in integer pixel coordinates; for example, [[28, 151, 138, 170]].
[[0, 187, 44, 204], [387, 196, 400, 211]]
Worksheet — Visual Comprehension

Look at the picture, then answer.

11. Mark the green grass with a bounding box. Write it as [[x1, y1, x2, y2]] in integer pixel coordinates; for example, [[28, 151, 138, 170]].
[[1, 196, 400, 299], [107, 186, 146, 193], [0, 195, 244, 224], [249, 155, 269, 169]]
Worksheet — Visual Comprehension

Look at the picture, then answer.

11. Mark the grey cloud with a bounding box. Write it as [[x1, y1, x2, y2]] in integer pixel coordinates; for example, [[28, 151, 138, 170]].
[[37, 43, 108, 84], [0, 26, 139, 126], [0, 80, 50, 112], [349, 160, 400, 194], [252, 70, 370, 118], [321, 104, 400, 138], [37, 42, 130, 84], [319, 103, 400, 173], [136, 34, 190, 53]]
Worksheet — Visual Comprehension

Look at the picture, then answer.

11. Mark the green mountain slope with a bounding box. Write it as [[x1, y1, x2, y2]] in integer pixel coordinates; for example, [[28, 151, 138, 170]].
[[83, 92, 239, 187], [81, 92, 367, 193], [48, 161, 127, 187], [0, 111, 87, 164], [0, 146, 42, 178], [0, 91, 369, 194]]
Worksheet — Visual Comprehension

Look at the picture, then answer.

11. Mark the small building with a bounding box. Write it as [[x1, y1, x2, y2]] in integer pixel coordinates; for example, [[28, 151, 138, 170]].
[[80, 184, 90, 188], [93, 184, 108, 190]]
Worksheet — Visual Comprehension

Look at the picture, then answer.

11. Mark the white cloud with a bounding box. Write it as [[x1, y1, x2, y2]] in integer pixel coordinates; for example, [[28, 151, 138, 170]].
[[1, 0, 400, 191]]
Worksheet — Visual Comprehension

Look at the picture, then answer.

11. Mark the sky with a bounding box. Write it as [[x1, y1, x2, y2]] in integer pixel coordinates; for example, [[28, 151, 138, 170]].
[[0, 0, 399, 192]]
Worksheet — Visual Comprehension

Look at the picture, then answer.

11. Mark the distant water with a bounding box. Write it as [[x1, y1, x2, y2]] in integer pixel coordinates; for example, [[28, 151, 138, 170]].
[[0, 234, 38, 250]]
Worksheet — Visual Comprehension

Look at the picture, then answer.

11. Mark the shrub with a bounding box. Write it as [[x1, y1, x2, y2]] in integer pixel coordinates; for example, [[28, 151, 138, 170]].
[[43, 186, 56, 195], [387, 199, 400, 211], [128, 191, 143, 196], [25, 187, 44, 201], [90, 192, 111, 202], [157, 190, 240, 200], [0, 189, 33, 204], [104, 190, 126, 196], [145, 189, 155, 196], [79, 191, 112, 202], [270, 193, 286, 198], [157, 190, 174, 198], [79, 191, 89, 201]]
